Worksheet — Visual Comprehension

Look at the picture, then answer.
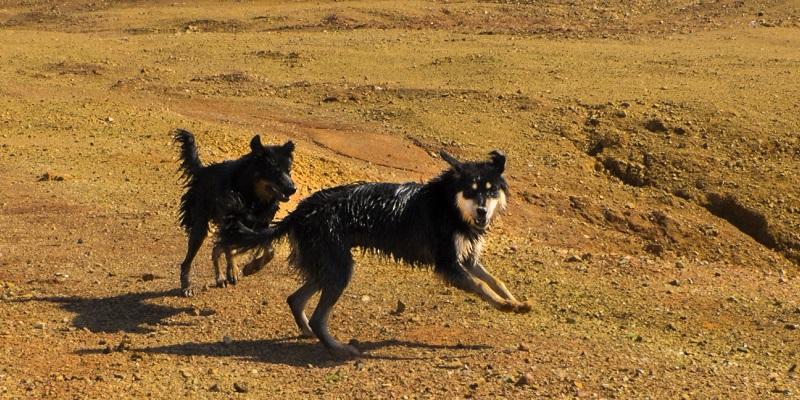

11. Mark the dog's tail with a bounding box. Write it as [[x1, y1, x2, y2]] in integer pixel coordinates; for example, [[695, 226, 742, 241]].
[[173, 128, 203, 180]]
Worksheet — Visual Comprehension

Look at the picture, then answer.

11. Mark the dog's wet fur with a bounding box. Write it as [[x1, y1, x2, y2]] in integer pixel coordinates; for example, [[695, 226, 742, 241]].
[[174, 128, 296, 297], [219, 150, 531, 358]]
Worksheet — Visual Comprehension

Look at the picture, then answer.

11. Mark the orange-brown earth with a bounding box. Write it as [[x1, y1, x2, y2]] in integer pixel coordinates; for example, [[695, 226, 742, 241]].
[[1, 1, 799, 398]]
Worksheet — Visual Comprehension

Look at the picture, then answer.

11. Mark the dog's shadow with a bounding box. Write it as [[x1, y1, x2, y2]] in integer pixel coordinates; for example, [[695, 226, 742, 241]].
[[81, 337, 490, 367], [17, 290, 490, 366], [14, 289, 190, 333]]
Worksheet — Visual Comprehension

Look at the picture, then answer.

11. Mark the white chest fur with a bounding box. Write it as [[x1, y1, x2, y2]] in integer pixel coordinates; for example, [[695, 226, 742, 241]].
[[454, 233, 484, 264]]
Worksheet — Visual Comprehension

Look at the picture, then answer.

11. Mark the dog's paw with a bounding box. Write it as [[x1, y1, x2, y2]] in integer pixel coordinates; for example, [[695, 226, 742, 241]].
[[495, 301, 517, 313], [241, 261, 263, 277], [226, 273, 239, 286], [514, 301, 533, 314], [298, 326, 315, 339], [215, 278, 228, 288], [181, 287, 195, 297]]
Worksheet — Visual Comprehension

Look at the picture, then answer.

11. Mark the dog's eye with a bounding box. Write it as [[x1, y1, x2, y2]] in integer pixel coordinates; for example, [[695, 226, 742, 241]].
[[489, 188, 499, 197]]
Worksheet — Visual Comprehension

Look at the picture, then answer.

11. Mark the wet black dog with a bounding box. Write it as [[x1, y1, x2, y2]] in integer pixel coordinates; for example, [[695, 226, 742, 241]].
[[220, 150, 531, 358], [174, 128, 296, 297]]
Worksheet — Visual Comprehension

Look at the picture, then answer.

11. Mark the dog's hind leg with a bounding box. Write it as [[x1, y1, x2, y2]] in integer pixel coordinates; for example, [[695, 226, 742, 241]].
[[307, 255, 360, 359], [180, 225, 208, 297], [287, 281, 318, 338], [212, 244, 227, 288]]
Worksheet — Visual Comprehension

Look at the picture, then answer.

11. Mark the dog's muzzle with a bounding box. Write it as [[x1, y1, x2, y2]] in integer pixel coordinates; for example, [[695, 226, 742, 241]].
[[474, 207, 488, 227], [279, 185, 297, 202]]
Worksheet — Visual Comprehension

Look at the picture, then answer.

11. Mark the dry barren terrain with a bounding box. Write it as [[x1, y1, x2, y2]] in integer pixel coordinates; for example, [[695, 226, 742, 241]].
[[1, 0, 799, 398]]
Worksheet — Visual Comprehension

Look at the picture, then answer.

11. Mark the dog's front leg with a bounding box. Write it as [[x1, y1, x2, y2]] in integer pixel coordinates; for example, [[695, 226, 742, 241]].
[[438, 263, 529, 313], [241, 245, 274, 276], [465, 261, 530, 311]]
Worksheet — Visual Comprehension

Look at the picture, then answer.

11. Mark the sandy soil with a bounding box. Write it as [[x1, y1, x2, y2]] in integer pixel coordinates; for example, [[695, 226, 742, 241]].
[[1, 0, 799, 398]]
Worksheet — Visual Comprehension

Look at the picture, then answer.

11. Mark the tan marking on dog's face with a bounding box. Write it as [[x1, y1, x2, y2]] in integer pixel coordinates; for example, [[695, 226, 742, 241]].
[[456, 190, 506, 228], [484, 190, 506, 223], [456, 191, 477, 226], [254, 179, 276, 202]]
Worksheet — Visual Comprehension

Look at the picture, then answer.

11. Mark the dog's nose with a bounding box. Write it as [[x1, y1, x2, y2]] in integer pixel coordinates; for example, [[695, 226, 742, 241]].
[[287, 186, 297, 195], [476, 207, 487, 217]]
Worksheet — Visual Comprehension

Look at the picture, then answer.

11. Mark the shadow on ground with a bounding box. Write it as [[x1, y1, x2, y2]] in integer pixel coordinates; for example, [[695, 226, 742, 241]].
[[13, 289, 191, 333], [77, 337, 491, 367]]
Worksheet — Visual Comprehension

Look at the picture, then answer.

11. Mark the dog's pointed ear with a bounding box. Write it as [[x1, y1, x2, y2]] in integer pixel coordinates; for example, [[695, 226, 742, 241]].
[[250, 135, 264, 154], [489, 150, 506, 173], [282, 140, 295, 154], [440, 150, 464, 172]]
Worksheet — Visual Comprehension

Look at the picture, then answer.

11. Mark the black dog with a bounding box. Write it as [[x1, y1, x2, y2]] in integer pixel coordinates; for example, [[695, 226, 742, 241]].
[[220, 150, 531, 358], [174, 128, 296, 297]]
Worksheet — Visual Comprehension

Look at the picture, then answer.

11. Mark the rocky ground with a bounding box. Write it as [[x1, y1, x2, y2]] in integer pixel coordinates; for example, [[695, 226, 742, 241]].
[[1, 0, 799, 398]]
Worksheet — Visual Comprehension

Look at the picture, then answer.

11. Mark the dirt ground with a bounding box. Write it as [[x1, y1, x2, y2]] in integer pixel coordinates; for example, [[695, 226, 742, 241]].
[[1, 0, 799, 398]]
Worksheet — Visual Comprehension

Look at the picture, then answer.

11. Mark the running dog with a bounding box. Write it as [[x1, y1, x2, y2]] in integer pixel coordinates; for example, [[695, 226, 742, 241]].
[[220, 149, 531, 358], [174, 128, 296, 297]]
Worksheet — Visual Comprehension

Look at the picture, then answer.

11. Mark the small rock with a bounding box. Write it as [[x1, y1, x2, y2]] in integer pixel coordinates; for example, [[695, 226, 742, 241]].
[[518, 343, 530, 352], [141, 273, 156, 282], [785, 324, 798, 331], [322, 95, 339, 103], [106, 117, 115, 123], [209, 383, 221, 392], [233, 382, 249, 393], [33, 322, 46, 329], [222, 335, 233, 345], [361, 295, 371, 302], [38, 172, 65, 182], [613, 110, 627, 118], [515, 372, 534, 386], [772, 387, 791, 395], [736, 345, 750, 353], [565, 255, 582, 262], [669, 279, 681, 287], [675, 260, 685, 269], [390, 300, 406, 315], [644, 118, 668, 133]]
